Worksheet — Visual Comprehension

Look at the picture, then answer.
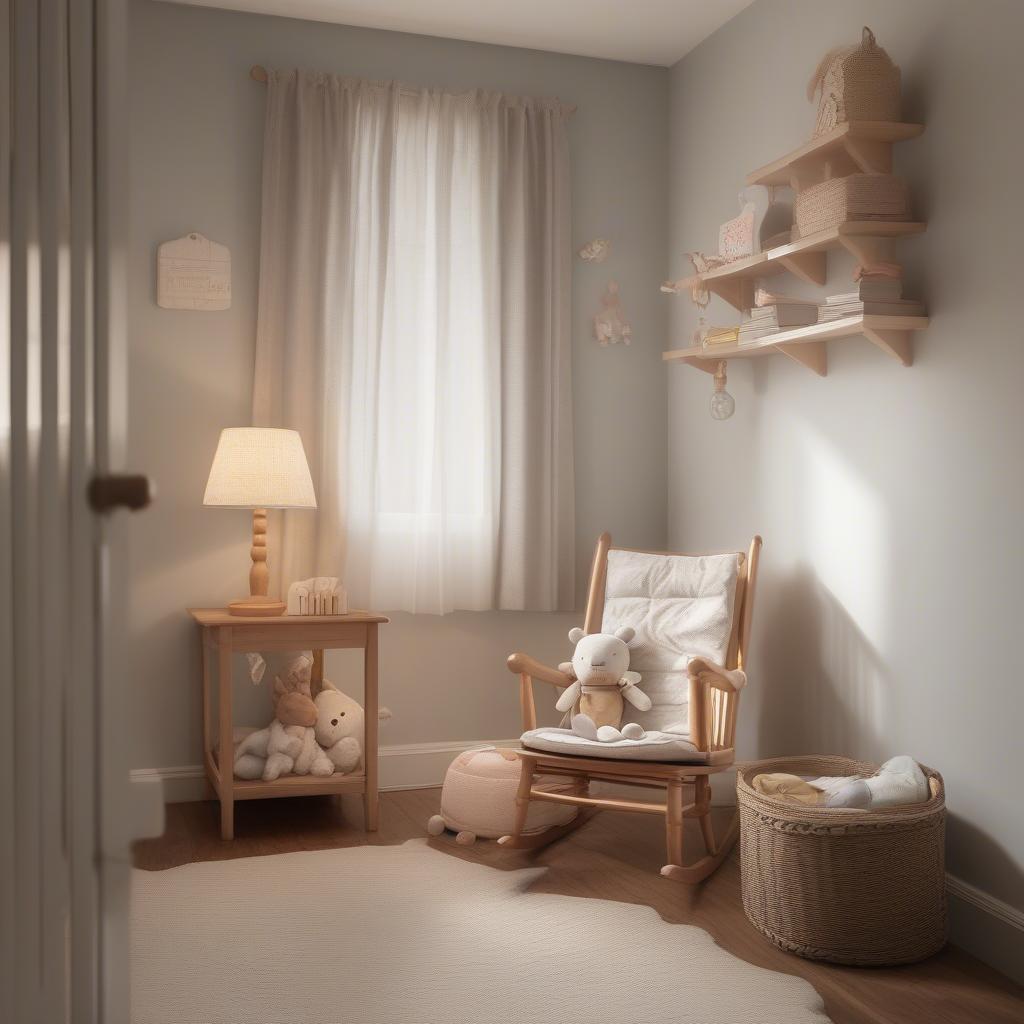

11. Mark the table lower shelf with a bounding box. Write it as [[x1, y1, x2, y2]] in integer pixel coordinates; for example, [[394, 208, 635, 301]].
[[207, 749, 368, 801]]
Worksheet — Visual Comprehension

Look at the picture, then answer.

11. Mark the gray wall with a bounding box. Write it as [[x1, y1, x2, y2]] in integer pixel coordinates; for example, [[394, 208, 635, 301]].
[[126, 0, 668, 768], [668, 0, 1022, 973]]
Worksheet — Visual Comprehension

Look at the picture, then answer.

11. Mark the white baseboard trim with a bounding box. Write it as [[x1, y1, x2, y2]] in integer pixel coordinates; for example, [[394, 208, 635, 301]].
[[134, 744, 744, 805], [130, 738, 523, 803], [946, 872, 1024, 984], [947, 873, 1024, 934]]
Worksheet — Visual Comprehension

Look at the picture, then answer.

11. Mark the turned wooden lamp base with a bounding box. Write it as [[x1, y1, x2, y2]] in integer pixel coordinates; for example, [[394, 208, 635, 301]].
[[228, 596, 286, 617], [229, 508, 286, 617]]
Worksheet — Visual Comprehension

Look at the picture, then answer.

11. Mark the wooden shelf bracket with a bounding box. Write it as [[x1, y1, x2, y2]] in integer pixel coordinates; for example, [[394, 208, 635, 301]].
[[862, 327, 914, 366], [778, 251, 827, 285], [707, 277, 756, 313], [776, 341, 828, 376]]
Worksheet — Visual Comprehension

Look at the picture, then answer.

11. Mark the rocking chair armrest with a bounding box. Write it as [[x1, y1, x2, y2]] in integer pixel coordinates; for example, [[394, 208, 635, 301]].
[[687, 657, 746, 693], [687, 658, 744, 754], [506, 653, 574, 689]]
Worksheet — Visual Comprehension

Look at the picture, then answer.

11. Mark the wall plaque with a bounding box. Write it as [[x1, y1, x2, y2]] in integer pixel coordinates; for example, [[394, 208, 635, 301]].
[[157, 231, 231, 310]]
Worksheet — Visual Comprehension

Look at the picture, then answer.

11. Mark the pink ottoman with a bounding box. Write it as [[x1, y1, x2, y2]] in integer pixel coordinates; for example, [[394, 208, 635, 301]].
[[426, 747, 576, 844]]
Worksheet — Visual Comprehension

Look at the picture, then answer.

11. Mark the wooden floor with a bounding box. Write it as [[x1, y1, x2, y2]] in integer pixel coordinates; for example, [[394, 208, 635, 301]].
[[134, 788, 1023, 1024]]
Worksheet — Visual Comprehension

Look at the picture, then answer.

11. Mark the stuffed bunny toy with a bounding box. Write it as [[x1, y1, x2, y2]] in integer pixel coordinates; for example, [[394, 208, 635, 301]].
[[555, 626, 652, 742], [233, 659, 334, 781]]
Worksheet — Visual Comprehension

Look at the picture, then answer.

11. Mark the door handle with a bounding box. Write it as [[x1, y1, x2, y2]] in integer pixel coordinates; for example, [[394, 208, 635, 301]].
[[88, 473, 154, 513]]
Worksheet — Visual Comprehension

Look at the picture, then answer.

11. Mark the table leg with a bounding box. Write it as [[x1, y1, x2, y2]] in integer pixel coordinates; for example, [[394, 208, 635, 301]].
[[363, 623, 379, 831], [311, 648, 324, 697], [201, 629, 216, 801], [218, 626, 234, 840]]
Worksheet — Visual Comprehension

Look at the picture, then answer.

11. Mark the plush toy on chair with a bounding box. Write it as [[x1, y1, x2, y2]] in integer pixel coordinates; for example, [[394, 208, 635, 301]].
[[556, 626, 652, 741]]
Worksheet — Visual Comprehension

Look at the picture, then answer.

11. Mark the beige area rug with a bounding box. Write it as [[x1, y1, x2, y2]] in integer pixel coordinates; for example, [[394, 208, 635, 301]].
[[131, 840, 830, 1024]]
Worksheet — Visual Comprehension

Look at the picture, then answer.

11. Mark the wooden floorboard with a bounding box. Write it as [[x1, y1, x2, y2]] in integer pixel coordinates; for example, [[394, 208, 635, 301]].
[[133, 788, 1024, 1024]]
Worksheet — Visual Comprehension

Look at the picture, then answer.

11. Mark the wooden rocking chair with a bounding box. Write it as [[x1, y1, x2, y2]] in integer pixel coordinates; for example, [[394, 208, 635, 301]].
[[499, 533, 761, 882]]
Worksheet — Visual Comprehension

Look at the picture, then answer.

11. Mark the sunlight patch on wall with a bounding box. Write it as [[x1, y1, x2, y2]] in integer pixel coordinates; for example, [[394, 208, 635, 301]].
[[797, 428, 889, 653]]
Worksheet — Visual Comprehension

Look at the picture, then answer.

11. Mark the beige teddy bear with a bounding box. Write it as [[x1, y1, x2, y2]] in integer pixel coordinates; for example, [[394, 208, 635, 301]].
[[556, 626, 652, 742]]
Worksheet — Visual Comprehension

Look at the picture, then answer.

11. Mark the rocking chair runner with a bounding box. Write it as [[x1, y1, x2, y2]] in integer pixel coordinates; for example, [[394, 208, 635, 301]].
[[499, 532, 762, 882]]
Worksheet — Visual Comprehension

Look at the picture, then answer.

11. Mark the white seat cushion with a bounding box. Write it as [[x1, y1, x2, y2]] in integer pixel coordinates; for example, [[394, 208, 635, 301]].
[[520, 727, 709, 764]]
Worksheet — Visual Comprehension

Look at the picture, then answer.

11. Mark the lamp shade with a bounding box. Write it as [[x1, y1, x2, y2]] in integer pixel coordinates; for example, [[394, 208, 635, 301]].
[[203, 427, 317, 509]]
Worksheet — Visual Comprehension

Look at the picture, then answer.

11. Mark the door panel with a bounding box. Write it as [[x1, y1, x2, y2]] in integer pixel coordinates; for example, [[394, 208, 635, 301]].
[[2, 2, 153, 1022]]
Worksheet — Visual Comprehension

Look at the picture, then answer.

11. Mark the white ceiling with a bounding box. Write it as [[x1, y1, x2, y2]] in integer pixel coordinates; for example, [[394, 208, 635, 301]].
[[163, 0, 753, 66]]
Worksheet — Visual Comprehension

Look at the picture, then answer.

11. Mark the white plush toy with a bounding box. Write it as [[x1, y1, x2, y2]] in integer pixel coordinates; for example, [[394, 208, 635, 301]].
[[555, 626, 652, 742], [233, 664, 334, 781], [313, 680, 393, 775], [811, 755, 929, 810]]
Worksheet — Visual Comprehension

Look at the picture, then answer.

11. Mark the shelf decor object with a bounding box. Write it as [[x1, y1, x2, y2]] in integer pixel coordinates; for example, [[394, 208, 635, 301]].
[[794, 174, 909, 238], [710, 361, 735, 420], [203, 427, 317, 617], [808, 27, 901, 138]]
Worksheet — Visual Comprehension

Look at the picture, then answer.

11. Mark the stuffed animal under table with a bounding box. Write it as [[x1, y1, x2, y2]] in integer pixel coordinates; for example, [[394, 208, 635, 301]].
[[233, 663, 334, 781], [426, 747, 577, 845]]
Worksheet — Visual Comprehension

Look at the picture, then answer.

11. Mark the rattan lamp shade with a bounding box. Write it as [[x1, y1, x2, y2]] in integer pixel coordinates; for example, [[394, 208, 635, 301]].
[[203, 427, 316, 510]]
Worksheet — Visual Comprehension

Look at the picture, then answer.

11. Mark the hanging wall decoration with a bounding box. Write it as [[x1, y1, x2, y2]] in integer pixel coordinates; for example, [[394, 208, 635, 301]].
[[593, 281, 632, 347], [157, 231, 231, 310], [577, 238, 611, 263], [710, 361, 735, 420]]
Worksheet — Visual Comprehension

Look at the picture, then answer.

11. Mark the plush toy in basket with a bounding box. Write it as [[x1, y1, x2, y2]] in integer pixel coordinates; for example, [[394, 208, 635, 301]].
[[427, 747, 577, 845]]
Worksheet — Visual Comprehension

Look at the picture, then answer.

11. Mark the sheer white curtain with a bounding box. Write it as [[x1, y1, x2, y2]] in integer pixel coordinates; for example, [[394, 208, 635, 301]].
[[253, 71, 574, 613]]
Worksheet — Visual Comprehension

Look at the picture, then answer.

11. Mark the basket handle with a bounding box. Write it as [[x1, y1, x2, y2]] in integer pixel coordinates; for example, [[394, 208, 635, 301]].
[[862, 26, 877, 48]]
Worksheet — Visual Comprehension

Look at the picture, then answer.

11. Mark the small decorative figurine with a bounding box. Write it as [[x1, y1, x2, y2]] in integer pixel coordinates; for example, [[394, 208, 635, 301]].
[[578, 238, 611, 263], [593, 281, 633, 346]]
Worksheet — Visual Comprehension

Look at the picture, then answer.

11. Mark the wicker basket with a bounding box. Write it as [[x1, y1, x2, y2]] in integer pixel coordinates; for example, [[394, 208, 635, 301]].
[[809, 27, 901, 136], [794, 173, 908, 238], [738, 756, 946, 966]]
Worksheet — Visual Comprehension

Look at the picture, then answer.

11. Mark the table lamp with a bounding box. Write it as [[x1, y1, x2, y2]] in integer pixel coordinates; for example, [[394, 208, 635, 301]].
[[203, 427, 317, 616]]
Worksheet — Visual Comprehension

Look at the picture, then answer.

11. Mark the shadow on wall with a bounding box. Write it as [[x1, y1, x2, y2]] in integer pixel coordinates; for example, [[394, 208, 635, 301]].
[[757, 563, 893, 762]]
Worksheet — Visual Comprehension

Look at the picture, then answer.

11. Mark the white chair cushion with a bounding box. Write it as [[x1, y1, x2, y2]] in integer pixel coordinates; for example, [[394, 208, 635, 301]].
[[520, 727, 710, 764], [600, 548, 740, 735]]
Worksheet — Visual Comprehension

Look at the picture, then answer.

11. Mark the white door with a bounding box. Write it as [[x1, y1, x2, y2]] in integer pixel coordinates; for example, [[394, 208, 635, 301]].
[[2, 2, 160, 1021]]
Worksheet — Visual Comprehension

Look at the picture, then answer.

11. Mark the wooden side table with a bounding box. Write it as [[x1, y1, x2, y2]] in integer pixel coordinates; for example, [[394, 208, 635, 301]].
[[188, 609, 389, 840]]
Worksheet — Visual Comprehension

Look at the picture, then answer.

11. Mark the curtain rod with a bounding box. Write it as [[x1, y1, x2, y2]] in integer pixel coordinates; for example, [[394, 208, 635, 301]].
[[248, 65, 576, 114]]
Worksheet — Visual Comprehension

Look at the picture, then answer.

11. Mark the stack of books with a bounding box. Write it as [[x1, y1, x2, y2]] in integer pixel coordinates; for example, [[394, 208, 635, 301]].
[[702, 326, 740, 349], [739, 298, 818, 344], [819, 278, 923, 322]]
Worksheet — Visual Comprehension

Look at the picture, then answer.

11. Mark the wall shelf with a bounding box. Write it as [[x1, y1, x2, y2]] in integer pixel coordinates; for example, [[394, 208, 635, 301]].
[[662, 314, 928, 377], [662, 221, 926, 311], [746, 121, 925, 190]]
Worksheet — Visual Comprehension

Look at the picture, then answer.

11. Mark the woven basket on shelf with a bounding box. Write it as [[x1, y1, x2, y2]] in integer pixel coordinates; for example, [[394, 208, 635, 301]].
[[738, 755, 946, 966], [809, 27, 901, 136], [793, 173, 909, 238]]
